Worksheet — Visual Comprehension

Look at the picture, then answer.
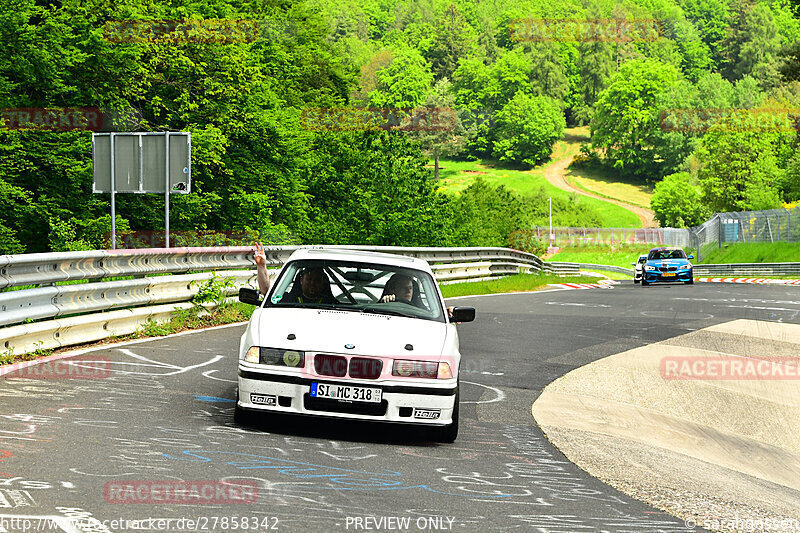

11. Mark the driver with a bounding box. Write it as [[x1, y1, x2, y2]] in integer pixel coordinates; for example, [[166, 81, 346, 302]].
[[288, 267, 337, 304], [380, 274, 415, 303]]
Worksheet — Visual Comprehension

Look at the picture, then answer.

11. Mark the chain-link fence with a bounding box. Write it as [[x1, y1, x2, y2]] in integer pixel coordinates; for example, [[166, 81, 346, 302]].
[[514, 208, 798, 261], [694, 207, 800, 261], [517, 227, 692, 248]]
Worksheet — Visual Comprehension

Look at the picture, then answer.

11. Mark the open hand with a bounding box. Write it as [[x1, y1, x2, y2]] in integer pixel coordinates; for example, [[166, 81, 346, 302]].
[[254, 242, 266, 267]]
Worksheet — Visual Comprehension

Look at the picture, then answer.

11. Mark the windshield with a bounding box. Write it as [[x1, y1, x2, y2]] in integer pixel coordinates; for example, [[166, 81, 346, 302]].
[[648, 249, 687, 260], [264, 259, 446, 322]]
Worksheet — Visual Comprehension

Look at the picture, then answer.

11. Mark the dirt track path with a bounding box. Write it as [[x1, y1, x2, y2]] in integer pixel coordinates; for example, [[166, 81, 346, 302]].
[[544, 153, 657, 228]]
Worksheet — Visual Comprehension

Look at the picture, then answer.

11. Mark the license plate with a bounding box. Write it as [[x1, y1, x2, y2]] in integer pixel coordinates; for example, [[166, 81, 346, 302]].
[[662, 273, 676, 277], [310, 383, 382, 403]]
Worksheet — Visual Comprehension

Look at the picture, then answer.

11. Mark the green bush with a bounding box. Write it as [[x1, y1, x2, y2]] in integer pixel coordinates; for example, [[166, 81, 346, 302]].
[[650, 172, 710, 227], [492, 92, 565, 168]]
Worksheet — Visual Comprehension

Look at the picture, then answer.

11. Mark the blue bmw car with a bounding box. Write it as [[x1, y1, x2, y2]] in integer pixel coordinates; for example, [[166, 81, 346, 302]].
[[642, 247, 694, 286]]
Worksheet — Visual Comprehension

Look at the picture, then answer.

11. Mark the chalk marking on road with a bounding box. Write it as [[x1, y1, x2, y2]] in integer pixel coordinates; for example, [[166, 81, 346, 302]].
[[110, 349, 223, 376], [461, 380, 506, 405], [544, 302, 611, 308], [202, 369, 237, 383]]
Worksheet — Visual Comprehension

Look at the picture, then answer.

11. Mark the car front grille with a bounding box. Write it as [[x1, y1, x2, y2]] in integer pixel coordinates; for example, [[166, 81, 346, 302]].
[[313, 354, 384, 379], [349, 357, 383, 379], [303, 394, 388, 416], [314, 354, 348, 377], [659, 266, 678, 272]]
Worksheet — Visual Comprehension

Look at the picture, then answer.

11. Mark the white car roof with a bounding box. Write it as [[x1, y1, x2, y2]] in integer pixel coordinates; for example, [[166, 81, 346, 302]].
[[284, 247, 432, 273]]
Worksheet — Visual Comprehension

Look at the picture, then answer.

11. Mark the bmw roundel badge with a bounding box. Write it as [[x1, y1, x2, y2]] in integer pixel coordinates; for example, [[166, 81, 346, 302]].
[[344, 343, 355, 349]]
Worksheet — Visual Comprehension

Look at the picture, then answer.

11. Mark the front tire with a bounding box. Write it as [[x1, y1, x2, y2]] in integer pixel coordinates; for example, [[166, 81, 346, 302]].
[[642, 278, 650, 286], [432, 386, 459, 443], [685, 278, 694, 285], [234, 403, 255, 426]]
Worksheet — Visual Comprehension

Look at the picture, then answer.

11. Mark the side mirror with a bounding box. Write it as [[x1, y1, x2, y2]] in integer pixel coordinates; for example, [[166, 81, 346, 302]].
[[239, 287, 263, 306], [450, 307, 475, 323], [687, 255, 694, 260], [631, 262, 636, 266]]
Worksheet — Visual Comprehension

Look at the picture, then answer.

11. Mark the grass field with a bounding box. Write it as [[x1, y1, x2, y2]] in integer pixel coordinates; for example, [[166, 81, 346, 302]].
[[547, 241, 799, 269], [434, 158, 641, 228], [546, 244, 670, 268], [434, 126, 645, 228], [440, 273, 600, 298], [565, 166, 654, 210], [699, 242, 800, 264]]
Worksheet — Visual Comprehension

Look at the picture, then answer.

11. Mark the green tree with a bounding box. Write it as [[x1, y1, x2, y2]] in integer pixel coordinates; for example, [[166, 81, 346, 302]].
[[679, 0, 731, 66], [723, 1, 783, 89], [427, 3, 475, 81], [732, 75, 763, 107], [368, 45, 433, 108], [576, 37, 614, 124], [696, 110, 791, 211], [780, 152, 800, 203], [650, 172, 710, 227], [303, 131, 453, 246], [525, 42, 570, 102], [410, 79, 470, 180], [591, 59, 682, 177], [492, 91, 565, 168], [695, 71, 735, 108], [449, 178, 530, 247]]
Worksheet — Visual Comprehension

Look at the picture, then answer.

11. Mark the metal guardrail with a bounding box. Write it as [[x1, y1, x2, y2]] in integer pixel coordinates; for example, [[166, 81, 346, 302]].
[[0, 246, 547, 355], [5, 245, 796, 357], [572, 263, 635, 276], [554, 261, 800, 278], [693, 263, 800, 276]]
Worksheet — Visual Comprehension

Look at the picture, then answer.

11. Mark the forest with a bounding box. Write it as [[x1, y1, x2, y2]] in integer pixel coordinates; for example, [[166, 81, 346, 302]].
[[0, 0, 799, 254]]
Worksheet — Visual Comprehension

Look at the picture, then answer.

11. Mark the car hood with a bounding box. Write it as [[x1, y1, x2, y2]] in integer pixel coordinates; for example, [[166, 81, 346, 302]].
[[250, 307, 449, 359]]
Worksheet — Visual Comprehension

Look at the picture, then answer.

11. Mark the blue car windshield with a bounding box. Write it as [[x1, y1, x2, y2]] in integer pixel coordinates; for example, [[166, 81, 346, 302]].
[[648, 249, 687, 260]]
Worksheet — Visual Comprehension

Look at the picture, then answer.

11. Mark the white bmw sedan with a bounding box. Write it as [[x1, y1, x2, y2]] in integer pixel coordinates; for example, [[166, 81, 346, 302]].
[[235, 248, 475, 442]]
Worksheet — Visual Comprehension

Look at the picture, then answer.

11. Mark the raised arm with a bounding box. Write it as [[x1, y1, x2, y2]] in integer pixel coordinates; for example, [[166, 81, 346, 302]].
[[254, 242, 270, 295]]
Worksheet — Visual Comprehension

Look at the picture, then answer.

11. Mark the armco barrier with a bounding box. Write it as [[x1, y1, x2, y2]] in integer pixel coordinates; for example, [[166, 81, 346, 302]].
[[574, 263, 635, 276], [2, 246, 797, 356], [0, 270, 257, 328], [545, 262, 582, 276], [0, 246, 546, 355], [556, 261, 800, 278], [693, 263, 800, 276]]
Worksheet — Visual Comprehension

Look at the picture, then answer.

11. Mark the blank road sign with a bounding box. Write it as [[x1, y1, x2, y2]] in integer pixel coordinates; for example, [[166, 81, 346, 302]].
[[93, 132, 191, 194]]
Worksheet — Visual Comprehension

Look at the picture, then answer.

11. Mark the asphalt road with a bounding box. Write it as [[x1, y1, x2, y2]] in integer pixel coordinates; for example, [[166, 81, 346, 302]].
[[2, 281, 799, 533]]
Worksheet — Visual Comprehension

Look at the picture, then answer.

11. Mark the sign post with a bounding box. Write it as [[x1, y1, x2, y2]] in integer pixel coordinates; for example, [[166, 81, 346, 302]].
[[92, 132, 191, 248]]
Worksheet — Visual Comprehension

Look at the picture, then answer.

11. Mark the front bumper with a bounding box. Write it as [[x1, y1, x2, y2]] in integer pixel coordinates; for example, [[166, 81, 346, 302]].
[[237, 366, 457, 426], [643, 269, 693, 283]]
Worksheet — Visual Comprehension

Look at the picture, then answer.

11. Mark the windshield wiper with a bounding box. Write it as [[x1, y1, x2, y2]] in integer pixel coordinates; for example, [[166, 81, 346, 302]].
[[360, 306, 416, 318]]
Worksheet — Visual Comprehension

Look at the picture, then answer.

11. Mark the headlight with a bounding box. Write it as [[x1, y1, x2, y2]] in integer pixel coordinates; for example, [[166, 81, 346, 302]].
[[680, 265, 691, 270], [392, 360, 452, 379], [644, 265, 656, 271], [245, 347, 305, 367]]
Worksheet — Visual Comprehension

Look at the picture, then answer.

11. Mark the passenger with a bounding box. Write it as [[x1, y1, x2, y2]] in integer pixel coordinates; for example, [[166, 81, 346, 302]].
[[254, 242, 336, 304], [380, 273, 455, 319], [254, 242, 270, 295]]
